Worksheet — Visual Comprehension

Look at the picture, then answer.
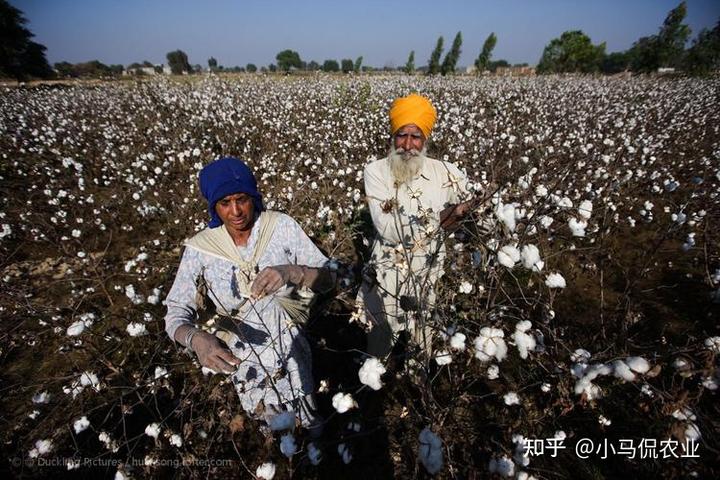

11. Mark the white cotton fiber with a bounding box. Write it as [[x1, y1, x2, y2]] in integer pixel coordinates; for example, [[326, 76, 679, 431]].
[[498, 245, 520, 268], [358, 357, 386, 391], [545, 273, 566, 288], [332, 392, 356, 413]]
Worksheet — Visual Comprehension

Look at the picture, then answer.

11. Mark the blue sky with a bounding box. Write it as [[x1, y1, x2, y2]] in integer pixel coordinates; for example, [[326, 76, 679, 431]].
[[13, 0, 720, 68]]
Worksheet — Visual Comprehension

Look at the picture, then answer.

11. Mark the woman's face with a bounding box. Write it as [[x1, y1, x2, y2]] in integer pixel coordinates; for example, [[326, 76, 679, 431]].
[[215, 192, 255, 234]]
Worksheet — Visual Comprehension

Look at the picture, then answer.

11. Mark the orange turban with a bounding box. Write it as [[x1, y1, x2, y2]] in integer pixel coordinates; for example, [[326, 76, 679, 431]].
[[389, 93, 437, 139]]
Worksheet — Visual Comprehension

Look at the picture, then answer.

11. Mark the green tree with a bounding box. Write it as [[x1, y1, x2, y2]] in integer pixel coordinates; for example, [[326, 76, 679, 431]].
[[601, 51, 630, 74], [628, 2, 691, 72], [208, 57, 217, 70], [307, 60, 320, 71], [475, 32, 497, 72], [684, 20, 720, 74], [354, 56, 363, 73], [322, 59, 339, 72], [246, 63, 257, 73], [341, 58, 354, 73], [268, 63, 277, 72], [537, 30, 606, 73], [166, 50, 191, 74], [404, 50, 415, 74], [53, 61, 76, 78], [488, 59, 509, 72], [0, 0, 53, 80], [656, 1, 691, 68], [275, 49, 302, 72], [441, 31, 462, 75], [427, 36, 444, 75]]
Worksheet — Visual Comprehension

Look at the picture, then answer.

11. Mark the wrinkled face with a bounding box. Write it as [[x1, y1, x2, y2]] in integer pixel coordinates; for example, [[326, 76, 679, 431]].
[[393, 124, 426, 156], [215, 192, 254, 233]]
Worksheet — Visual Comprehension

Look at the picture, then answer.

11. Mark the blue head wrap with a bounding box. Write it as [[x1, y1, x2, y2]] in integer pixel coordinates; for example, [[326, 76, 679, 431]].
[[199, 157, 265, 228]]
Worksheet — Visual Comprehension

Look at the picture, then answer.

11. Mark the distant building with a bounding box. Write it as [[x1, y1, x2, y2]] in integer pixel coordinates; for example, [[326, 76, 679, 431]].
[[657, 67, 676, 75], [123, 64, 167, 76], [495, 66, 536, 76]]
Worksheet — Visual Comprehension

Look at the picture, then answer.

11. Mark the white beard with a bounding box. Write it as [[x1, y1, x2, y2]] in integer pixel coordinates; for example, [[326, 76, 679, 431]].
[[388, 145, 427, 185]]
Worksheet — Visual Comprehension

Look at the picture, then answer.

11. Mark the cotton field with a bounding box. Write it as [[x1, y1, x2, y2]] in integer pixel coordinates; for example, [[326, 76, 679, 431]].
[[1, 74, 718, 479]]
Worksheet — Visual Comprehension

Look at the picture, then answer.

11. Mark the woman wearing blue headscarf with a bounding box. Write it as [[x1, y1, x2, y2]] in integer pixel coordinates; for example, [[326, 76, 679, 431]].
[[164, 157, 334, 432]]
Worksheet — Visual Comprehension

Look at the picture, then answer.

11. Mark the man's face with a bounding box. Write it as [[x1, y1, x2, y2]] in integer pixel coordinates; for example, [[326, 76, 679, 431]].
[[393, 124, 425, 156], [215, 192, 255, 234]]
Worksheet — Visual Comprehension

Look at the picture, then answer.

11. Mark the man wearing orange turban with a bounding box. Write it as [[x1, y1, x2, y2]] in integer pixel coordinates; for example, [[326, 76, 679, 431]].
[[358, 93, 479, 359]]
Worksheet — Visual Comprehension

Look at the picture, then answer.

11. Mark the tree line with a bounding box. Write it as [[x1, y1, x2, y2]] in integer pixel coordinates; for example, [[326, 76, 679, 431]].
[[1, 0, 717, 81], [538, 2, 719, 74]]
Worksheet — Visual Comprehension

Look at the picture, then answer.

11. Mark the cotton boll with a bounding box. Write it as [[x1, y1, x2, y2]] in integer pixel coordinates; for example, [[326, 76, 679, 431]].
[[418, 427, 444, 475], [488, 455, 515, 477], [332, 392, 356, 413], [672, 407, 696, 421], [503, 392, 520, 405], [568, 217, 587, 237], [280, 433, 297, 458], [625, 356, 650, 374], [338, 443, 352, 464], [144, 423, 161, 439], [685, 423, 701, 442], [32, 391, 50, 404], [449, 332, 466, 351], [358, 357, 386, 391], [268, 411, 296, 431], [487, 364, 500, 380], [545, 273, 566, 288], [73, 416, 90, 434], [612, 360, 636, 382], [458, 280, 473, 293], [704, 336, 720, 353], [571, 349, 592, 363], [497, 245, 520, 268], [512, 323, 536, 360], [308, 442, 322, 465], [520, 245, 542, 271], [29, 439, 53, 458], [66, 321, 85, 336], [169, 434, 182, 447], [474, 328, 508, 362], [126, 322, 148, 337], [495, 203, 518, 232], [434, 350, 452, 365], [256, 462, 276, 479], [578, 200, 593, 219]]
